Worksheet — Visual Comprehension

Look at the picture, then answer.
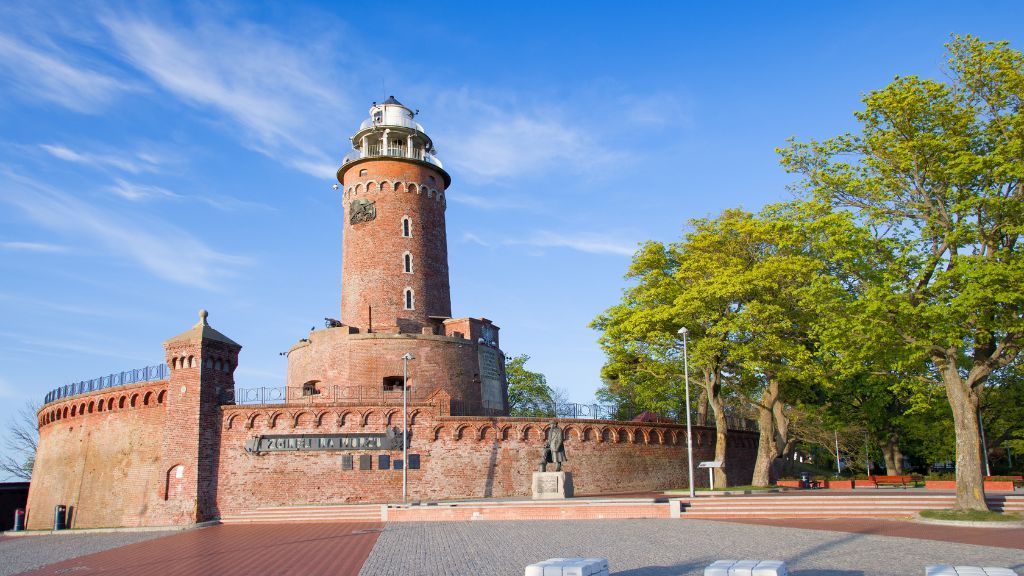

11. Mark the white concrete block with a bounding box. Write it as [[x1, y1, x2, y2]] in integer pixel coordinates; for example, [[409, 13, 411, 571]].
[[926, 567, 959, 576], [705, 560, 738, 576], [525, 557, 609, 576], [729, 560, 760, 576], [981, 569, 1018, 576], [752, 560, 788, 576], [954, 569, 989, 576]]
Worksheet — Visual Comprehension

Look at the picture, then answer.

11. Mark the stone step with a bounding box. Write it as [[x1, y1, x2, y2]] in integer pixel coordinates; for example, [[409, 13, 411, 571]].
[[220, 504, 383, 524]]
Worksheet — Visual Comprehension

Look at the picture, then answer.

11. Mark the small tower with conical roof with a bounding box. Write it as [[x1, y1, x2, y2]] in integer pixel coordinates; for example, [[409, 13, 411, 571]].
[[337, 96, 451, 334], [160, 310, 240, 523]]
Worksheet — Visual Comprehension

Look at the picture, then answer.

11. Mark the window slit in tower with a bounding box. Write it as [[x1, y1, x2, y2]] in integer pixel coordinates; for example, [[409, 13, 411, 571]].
[[404, 288, 414, 310], [404, 253, 412, 273]]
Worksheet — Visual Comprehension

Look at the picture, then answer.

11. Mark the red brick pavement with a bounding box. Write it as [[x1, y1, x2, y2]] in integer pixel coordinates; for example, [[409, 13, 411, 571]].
[[16, 522, 383, 576], [720, 517, 1024, 549]]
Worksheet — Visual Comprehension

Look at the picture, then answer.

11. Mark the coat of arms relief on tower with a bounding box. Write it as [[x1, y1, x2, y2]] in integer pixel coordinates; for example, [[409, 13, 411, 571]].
[[349, 199, 376, 224]]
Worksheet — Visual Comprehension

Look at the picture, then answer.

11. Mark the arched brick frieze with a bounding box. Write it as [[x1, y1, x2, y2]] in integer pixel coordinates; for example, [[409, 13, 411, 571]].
[[225, 413, 239, 430], [313, 411, 327, 428], [292, 411, 312, 428], [454, 424, 471, 441], [499, 424, 512, 440], [409, 409, 421, 425], [268, 411, 284, 429], [337, 410, 354, 428], [383, 408, 399, 426], [360, 409, 376, 428], [432, 425, 445, 441], [520, 425, 534, 441]]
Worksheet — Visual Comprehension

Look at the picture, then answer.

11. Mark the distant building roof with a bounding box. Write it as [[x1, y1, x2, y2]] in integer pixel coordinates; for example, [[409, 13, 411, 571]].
[[632, 411, 676, 424]]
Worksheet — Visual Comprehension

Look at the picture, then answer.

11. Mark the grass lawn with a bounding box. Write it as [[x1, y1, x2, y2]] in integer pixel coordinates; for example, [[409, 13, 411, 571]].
[[919, 509, 1022, 522]]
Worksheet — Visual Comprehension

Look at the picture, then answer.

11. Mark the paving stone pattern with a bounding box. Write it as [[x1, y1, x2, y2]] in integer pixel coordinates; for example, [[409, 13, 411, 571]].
[[358, 520, 1024, 576], [0, 531, 175, 576]]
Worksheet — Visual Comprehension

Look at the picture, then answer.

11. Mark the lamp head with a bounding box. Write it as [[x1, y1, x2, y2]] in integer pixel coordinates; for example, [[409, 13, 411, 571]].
[[677, 327, 688, 335], [402, 352, 415, 361]]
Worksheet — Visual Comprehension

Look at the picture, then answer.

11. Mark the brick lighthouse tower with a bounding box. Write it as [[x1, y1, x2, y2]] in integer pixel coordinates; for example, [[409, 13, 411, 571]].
[[337, 96, 451, 334], [284, 97, 508, 414]]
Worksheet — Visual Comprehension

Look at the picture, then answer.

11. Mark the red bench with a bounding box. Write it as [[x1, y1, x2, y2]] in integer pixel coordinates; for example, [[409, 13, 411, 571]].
[[868, 475, 914, 488]]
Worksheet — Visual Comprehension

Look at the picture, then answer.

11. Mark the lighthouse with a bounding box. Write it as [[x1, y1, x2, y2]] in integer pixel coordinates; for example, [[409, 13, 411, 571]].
[[337, 96, 452, 334], [283, 97, 508, 414]]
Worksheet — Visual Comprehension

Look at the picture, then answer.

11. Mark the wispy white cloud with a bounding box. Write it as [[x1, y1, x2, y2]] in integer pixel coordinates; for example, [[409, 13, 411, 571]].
[[619, 92, 692, 128], [432, 90, 622, 182], [41, 144, 163, 174], [446, 191, 529, 211], [0, 171, 249, 290], [0, 33, 137, 113], [461, 232, 492, 247], [107, 178, 179, 201], [0, 241, 69, 253], [505, 230, 637, 256], [0, 293, 123, 318], [102, 15, 347, 179], [106, 177, 274, 212]]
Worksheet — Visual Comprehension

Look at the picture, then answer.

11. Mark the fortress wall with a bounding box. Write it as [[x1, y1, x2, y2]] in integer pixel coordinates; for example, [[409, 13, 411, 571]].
[[285, 331, 493, 406], [215, 403, 757, 514], [26, 381, 169, 529]]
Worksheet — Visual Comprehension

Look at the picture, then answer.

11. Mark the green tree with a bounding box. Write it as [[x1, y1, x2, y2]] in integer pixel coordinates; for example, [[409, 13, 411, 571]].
[[780, 36, 1024, 510], [505, 354, 555, 418]]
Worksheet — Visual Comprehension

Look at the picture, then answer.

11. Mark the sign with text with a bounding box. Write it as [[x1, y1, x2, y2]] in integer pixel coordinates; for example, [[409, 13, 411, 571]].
[[245, 431, 404, 453]]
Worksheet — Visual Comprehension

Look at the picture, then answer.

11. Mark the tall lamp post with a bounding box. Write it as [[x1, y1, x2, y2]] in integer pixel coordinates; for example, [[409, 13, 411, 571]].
[[402, 352, 415, 502], [677, 327, 696, 498]]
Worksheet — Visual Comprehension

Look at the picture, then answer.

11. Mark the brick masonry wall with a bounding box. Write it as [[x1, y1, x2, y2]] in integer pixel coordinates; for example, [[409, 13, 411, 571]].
[[26, 381, 169, 530], [339, 159, 450, 334], [215, 402, 758, 514], [285, 330, 496, 407]]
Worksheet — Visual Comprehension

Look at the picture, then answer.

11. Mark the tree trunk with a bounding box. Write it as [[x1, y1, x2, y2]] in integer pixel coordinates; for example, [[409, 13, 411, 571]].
[[773, 402, 794, 481], [879, 438, 897, 476], [702, 369, 729, 488], [937, 353, 989, 511], [696, 389, 709, 427], [878, 431, 903, 476], [751, 379, 780, 487]]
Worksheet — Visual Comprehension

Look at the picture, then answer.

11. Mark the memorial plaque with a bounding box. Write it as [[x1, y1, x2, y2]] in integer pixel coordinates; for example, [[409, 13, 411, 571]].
[[359, 454, 372, 470], [477, 345, 505, 412], [245, 431, 402, 453], [342, 455, 353, 470], [378, 454, 391, 470], [408, 454, 420, 469]]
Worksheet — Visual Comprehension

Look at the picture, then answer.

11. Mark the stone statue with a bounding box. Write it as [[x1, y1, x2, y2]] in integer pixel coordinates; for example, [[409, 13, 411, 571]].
[[539, 421, 567, 472]]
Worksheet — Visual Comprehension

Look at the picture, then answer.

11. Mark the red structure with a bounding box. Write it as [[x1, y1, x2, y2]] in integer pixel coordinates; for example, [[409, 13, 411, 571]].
[[24, 98, 758, 529]]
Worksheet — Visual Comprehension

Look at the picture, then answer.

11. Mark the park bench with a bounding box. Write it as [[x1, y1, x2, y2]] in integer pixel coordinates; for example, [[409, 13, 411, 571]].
[[868, 475, 914, 488]]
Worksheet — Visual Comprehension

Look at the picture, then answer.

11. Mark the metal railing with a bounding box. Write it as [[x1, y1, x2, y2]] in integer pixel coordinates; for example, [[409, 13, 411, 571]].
[[225, 385, 435, 406], [44, 364, 168, 405], [224, 386, 758, 431], [340, 147, 444, 169]]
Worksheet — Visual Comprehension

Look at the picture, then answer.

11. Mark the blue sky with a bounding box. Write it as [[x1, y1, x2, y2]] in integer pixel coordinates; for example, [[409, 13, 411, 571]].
[[1, 1, 1022, 476]]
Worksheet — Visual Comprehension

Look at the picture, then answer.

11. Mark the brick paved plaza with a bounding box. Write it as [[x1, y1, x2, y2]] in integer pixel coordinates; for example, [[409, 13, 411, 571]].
[[3, 519, 1022, 576]]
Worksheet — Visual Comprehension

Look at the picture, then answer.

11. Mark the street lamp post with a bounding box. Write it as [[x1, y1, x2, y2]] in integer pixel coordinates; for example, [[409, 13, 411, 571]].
[[402, 352, 415, 502], [677, 327, 696, 498]]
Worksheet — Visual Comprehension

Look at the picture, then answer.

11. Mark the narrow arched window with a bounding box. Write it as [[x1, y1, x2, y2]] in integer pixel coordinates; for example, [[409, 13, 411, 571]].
[[402, 216, 411, 237], [404, 252, 413, 273], [404, 288, 414, 310]]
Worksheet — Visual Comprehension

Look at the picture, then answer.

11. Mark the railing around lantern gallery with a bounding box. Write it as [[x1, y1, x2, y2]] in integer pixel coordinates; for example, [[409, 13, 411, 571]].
[[340, 147, 444, 169], [223, 386, 758, 431], [43, 364, 169, 405]]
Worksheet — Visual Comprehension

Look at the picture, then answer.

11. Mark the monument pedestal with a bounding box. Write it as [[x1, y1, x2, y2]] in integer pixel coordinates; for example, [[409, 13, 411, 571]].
[[532, 471, 573, 500]]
